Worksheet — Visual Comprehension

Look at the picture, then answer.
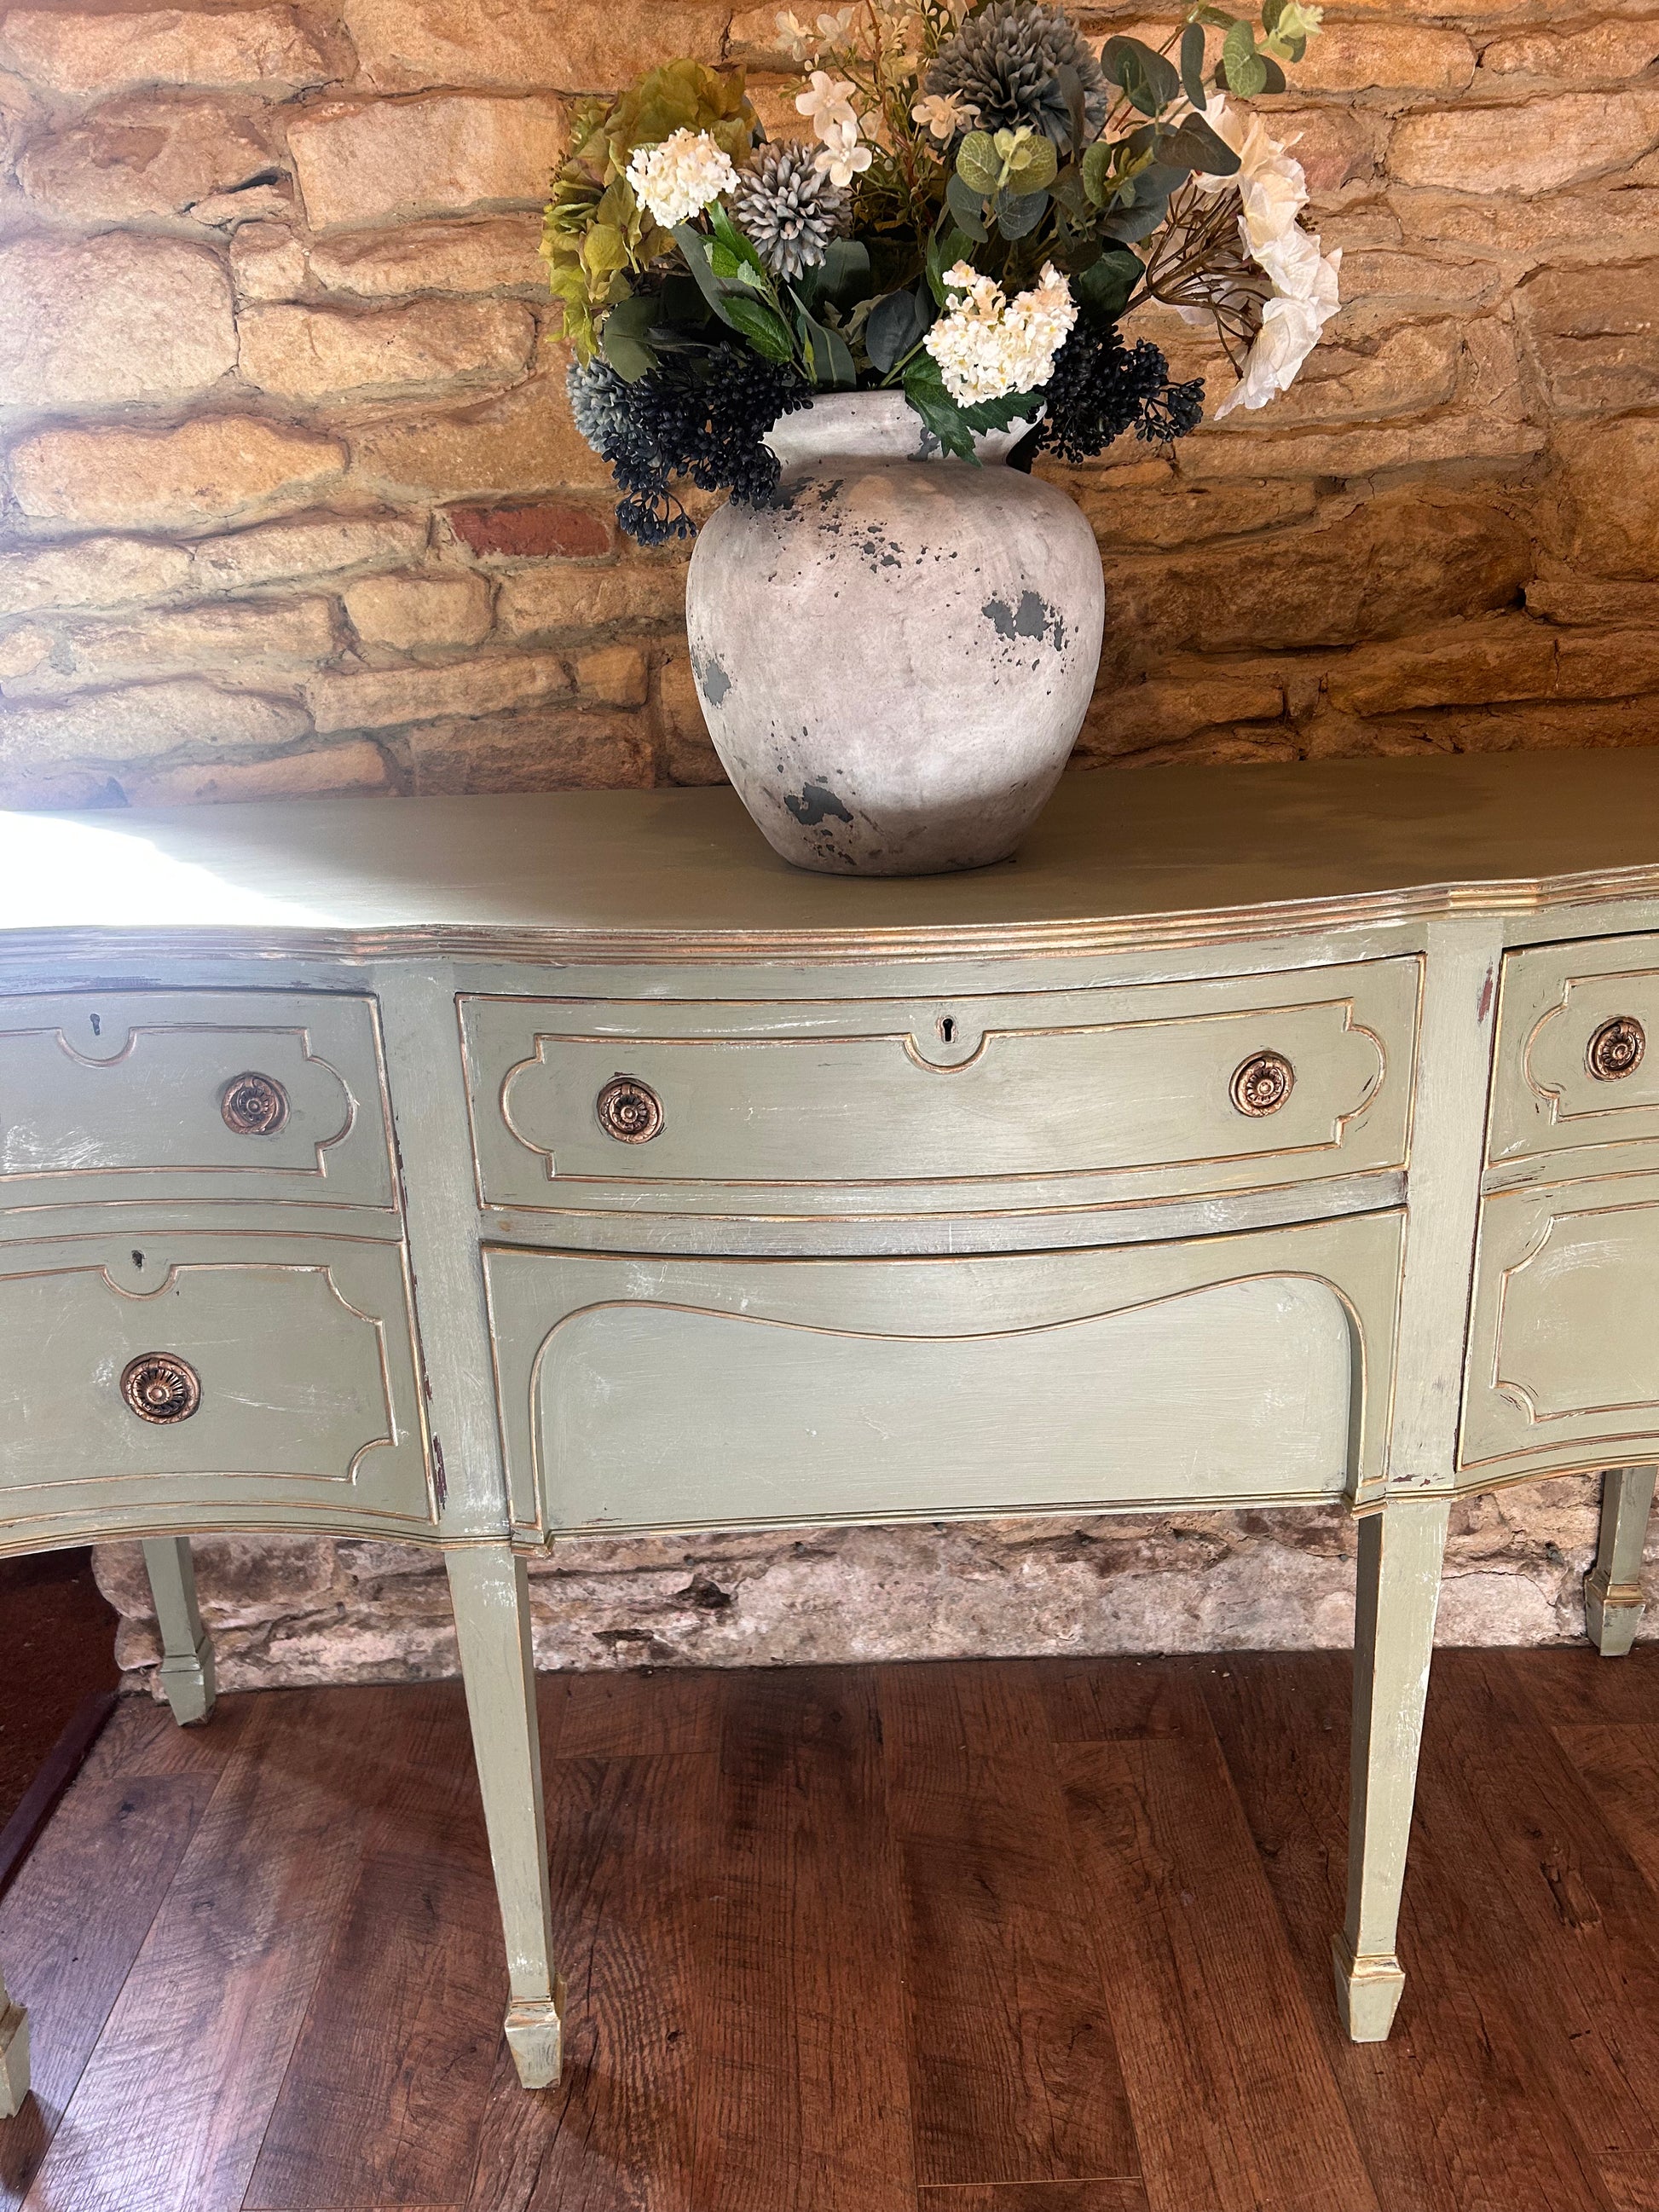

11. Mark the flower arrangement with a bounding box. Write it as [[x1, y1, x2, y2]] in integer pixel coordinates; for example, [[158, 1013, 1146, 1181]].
[[546, 0, 1338, 544]]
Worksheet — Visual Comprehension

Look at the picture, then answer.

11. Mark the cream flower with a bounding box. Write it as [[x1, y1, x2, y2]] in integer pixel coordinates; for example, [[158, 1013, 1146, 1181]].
[[775, 9, 814, 55], [1194, 94, 1307, 257], [796, 68, 859, 132], [924, 260, 1078, 406], [911, 90, 978, 141], [625, 129, 739, 228], [1213, 221, 1341, 417], [814, 111, 873, 187]]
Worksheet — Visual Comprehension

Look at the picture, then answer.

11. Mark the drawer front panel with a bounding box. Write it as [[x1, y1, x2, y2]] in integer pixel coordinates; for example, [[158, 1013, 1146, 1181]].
[[0, 1234, 432, 1542], [484, 1209, 1403, 1537], [1488, 936, 1659, 1172], [0, 990, 395, 1216], [1462, 1175, 1659, 1480], [464, 960, 1419, 1217]]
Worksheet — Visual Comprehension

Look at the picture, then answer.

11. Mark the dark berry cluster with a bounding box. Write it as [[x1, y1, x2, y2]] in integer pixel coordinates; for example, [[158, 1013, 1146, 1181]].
[[1034, 318, 1205, 464], [570, 347, 810, 547]]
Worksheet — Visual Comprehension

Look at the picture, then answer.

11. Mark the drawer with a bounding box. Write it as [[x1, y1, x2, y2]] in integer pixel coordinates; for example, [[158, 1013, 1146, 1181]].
[[0, 990, 396, 1216], [0, 1233, 432, 1545], [462, 959, 1419, 1219], [1488, 936, 1659, 1174], [483, 1208, 1403, 1538], [1462, 1174, 1659, 1482]]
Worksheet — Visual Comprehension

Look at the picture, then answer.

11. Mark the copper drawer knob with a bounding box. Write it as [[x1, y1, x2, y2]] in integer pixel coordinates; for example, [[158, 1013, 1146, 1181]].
[[222, 1071, 288, 1135], [596, 1074, 663, 1143], [120, 1353, 201, 1424], [1587, 1016, 1645, 1083], [1230, 1050, 1295, 1117]]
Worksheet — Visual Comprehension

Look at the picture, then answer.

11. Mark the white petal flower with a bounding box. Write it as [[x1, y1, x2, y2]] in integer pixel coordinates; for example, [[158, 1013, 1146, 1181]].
[[924, 261, 1077, 406], [774, 9, 814, 55], [816, 7, 855, 35], [1213, 222, 1341, 417], [796, 68, 859, 129], [911, 90, 978, 141], [1194, 95, 1307, 257], [625, 128, 739, 229], [813, 112, 873, 188]]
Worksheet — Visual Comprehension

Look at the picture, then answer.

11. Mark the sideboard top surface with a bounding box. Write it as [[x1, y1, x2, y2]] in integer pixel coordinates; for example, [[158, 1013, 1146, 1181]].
[[5, 748, 1659, 959]]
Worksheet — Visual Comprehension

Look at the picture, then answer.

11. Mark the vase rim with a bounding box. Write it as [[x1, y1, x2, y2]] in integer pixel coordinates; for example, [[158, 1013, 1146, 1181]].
[[764, 389, 1038, 468]]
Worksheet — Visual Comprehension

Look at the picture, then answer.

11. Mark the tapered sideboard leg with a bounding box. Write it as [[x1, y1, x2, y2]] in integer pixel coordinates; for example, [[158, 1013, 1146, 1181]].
[[446, 1543, 563, 2090], [1333, 1493, 1450, 2044], [1586, 1466, 1656, 1658], [0, 1961, 28, 2116], [142, 1537, 217, 1726]]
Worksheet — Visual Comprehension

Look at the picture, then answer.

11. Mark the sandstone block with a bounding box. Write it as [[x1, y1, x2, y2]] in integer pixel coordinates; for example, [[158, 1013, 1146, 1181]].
[[304, 650, 569, 731], [1327, 247, 1496, 341], [1556, 416, 1659, 576], [1419, 696, 1659, 753], [287, 94, 567, 231], [0, 234, 235, 412], [575, 642, 648, 704], [20, 94, 277, 221], [1393, 183, 1659, 262], [1080, 673, 1286, 758], [342, 0, 727, 91], [349, 374, 610, 500], [309, 214, 547, 296], [0, 762, 128, 809], [239, 298, 536, 401], [1325, 618, 1555, 715], [0, 534, 193, 616], [9, 417, 347, 530], [1517, 260, 1659, 414], [1389, 92, 1659, 194], [1553, 629, 1659, 701], [1207, 323, 1461, 434], [344, 569, 493, 650], [1290, 24, 1474, 93], [0, 7, 331, 95], [656, 651, 722, 783], [191, 511, 430, 592], [38, 598, 338, 690], [496, 556, 685, 635], [1258, 107, 1379, 197], [127, 738, 395, 805], [1182, 409, 1544, 482], [446, 500, 615, 560], [230, 222, 308, 302], [1528, 578, 1659, 627], [0, 625, 51, 679], [1481, 21, 1659, 83], [1068, 476, 1315, 551], [407, 703, 655, 790], [0, 679, 309, 768]]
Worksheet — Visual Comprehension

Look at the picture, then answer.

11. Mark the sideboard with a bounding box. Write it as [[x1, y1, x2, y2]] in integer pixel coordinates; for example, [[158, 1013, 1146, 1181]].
[[3, 745, 1659, 2111]]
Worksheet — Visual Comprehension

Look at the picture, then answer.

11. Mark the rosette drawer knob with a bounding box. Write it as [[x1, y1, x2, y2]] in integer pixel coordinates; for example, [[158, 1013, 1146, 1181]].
[[1587, 1016, 1645, 1082], [221, 1072, 288, 1135], [596, 1075, 664, 1143], [120, 1353, 201, 1424], [1230, 1051, 1295, 1117]]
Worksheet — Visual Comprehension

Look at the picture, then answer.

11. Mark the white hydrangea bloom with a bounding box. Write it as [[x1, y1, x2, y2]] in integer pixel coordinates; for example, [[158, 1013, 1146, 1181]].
[[625, 130, 738, 229], [924, 260, 1078, 406]]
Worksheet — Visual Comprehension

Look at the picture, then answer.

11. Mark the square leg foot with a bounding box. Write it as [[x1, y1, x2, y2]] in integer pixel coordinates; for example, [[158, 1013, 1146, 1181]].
[[157, 1637, 217, 1726], [1332, 1932, 1405, 2043], [0, 2001, 30, 2116], [1586, 1569, 1645, 1659], [504, 1983, 564, 2090]]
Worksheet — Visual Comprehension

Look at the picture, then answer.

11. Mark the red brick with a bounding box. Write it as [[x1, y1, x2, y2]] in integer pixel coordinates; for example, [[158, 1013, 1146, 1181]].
[[446, 500, 615, 561]]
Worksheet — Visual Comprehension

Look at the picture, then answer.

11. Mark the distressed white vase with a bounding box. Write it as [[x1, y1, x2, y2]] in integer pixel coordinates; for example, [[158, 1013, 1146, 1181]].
[[685, 390, 1105, 877]]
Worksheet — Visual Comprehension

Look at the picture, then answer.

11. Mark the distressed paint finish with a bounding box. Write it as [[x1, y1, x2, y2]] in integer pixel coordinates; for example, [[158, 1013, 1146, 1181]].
[[685, 395, 1105, 876], [142, 1535, 216, 1724], [1586, 1465, 1657, 1655], [9, 751, 1659, 2099]]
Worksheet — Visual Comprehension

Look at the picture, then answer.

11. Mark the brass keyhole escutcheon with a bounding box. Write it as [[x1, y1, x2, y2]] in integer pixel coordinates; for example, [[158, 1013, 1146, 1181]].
[[1230, 1049, 1295, 1118], [1587, 1015, 1645, 1083], [222, 1071, 289, 1135], [596, 1074, 664, 1143], [120, 1353, 202, 1424]]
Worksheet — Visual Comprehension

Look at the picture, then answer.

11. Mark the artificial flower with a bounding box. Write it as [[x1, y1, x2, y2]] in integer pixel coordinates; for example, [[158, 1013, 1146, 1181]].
[[796, 67, 860, 132], [815, 111, 874, 186], [1194, 95, 1307, 257], [625, 128, 739, 228], [924, 258, 1078, 404], [911, 90, 978, 140], [775, 9, 815, 54], [1213, 221, 1341, 416]]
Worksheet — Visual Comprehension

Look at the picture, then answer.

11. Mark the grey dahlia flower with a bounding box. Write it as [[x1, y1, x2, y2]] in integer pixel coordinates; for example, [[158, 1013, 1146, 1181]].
[[566, 355, 630, 459], [729, 140, 849, 281], [925, 1, 1107, 155]]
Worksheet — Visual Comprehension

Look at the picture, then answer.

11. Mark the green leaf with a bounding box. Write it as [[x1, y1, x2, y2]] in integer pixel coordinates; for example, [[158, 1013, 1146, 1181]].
[[995, 185, 1049, 239], [1259, 54, 1287, 90], [1179, 21, 1209, 110], [724, 293, 795, 363], [1101, 35, 1181, 113], [865, 286, 933, 374], [672, 222, 739, 329], [945, 170, 990, 240], [1003, 132, 1058, 193], [598, 289, 661, 381], [1220, 18, 1268, 93], [1053, 62, 1088, 158], [960, 385, 1043, 434], [956, 130, 1002, 196], [1076, 245, 1142, 321], [1079, 139, 1113, 208], [1160, 113, 1240, 175], [818, 236, 872, 309], [795, 305, 857, 386], [903, 355, 977, 461], [707, 199, 770, 280]]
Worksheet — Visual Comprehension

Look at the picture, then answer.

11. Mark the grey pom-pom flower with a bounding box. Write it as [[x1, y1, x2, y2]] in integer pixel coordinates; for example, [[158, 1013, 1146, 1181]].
[[567, 355, 631, 459], [729, 140, 849, 281], [926, 1, 1107, 154]]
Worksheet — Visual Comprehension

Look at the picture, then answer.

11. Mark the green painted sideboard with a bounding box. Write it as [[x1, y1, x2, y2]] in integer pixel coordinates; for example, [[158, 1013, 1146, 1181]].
[[3, 747, 1659, 2107]]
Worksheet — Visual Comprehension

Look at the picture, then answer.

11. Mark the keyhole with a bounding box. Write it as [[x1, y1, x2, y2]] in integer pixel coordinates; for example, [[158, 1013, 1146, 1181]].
[[939, 1015, 957, 1044], [131, 1250, 144, 1269], [90, 1013, 101, 1037]]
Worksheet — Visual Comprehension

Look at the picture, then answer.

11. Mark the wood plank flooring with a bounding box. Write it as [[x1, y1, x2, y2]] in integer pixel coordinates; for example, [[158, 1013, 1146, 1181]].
[[6, 1647, 1659, 2211]]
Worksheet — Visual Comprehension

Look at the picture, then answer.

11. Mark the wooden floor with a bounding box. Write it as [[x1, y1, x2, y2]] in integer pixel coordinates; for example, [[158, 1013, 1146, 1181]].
[[4, 1648, 1659, 2212]]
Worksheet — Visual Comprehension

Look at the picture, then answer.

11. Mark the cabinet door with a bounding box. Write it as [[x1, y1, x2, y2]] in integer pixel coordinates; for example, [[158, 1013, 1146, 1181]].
[[1488, 936, 1659, 1175], [0, 990, 396, 1219], [462, 958, 1419, 1220], [1462, 1175, 1659, 1481], [483, 1210, 1403, 1539], [0, 1233, 433, 1547]]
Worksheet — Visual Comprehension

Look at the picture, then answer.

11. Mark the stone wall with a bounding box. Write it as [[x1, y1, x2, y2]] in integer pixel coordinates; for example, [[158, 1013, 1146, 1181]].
[[5, 0, 1658, 1678]]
